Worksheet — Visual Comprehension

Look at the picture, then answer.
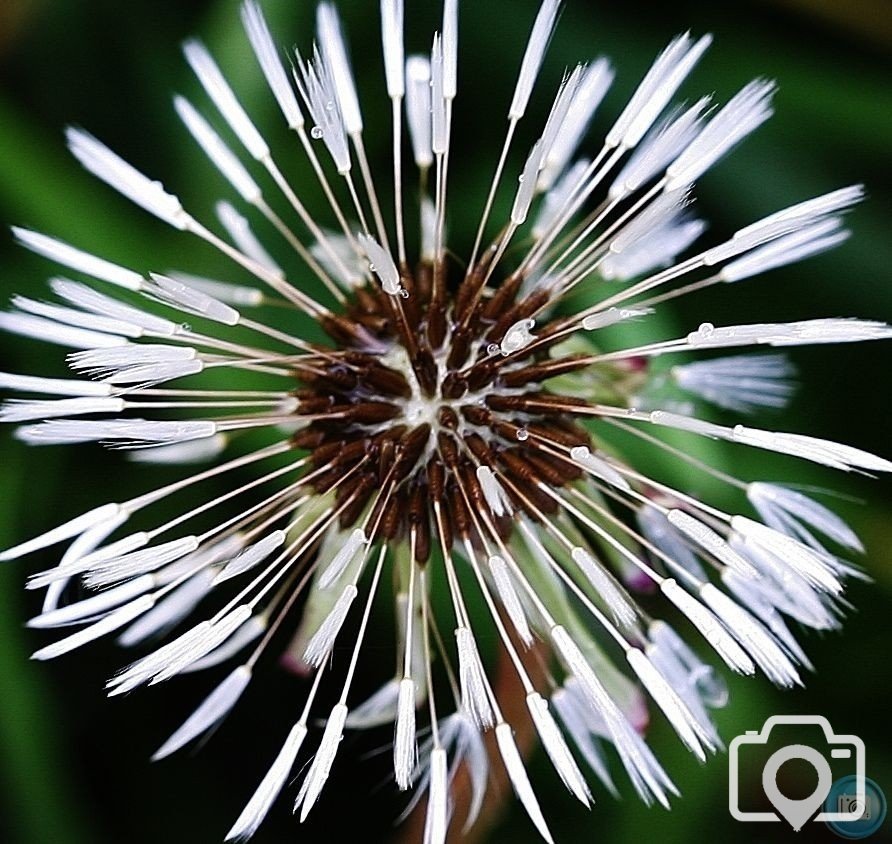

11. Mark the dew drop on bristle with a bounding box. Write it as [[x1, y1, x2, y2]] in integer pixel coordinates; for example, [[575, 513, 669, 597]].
[[516, 428, 529, 442], [310, 126, 324, 140]]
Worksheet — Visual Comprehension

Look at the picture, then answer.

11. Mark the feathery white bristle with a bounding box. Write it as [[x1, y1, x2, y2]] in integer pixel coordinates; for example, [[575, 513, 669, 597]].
[[311, 230, 365, 288], [183, 40, 269, 160], [18, 419, 218, 448], [553, 645, 678, 809], [0, 312, 125, 350], [526, 692, 591, 805], [638, 508, 707, 580], [512, 141, 545, 225], [345, 679, 401, 728], [85, 536, 201, 589], [318, 527, 367, 589], [609, 98, 709, 198], [0, 372, 112, 399], [215, 531, 287, 585], [430, 35, 448, 156], [109, 620, 213, 693], [581, 306, 651, 331], [0, 502, 121, 563], [124, 582, 214, 649], [551, 687, 619, 796], [184, 616, 267, 673], [626, 649, 710, 761], [296, 702, 348, 822], [394, 677, 417, 790], [734, 184, 864, 240], [666, 79, 775, 190], [0, 397, 124, 424], [496, 722, 555, 843], [145, 273, 241, 326], [226, 721, 307, 842], [69, 344, 197, 374], [12, 228, 143, 291], [540, 60, 612, 189], [703, 185, 863, 264], [32, 596, 154, 660], [28, 574, 154, 629], [421, 198, 438, 261], [13, 295, 144, 340], [600, 218, 705, 281], [67, 128, 187, 229], [569, 445, 630, 490], [174, 96, 261, 204], [303, 584, 358, 667], [721, 570, 812, 669], [732, 425, 892, 473], [672, 354, 795, 413], [730, 516, 843, 594], [666, 510, 757, 578], [649, 620, 729, 707], [241, 0, 304, 130], [509, 0, 561, 121], [651, 406, 892, 472], [720, 218, 849, 282], [684, 318, 892, 350], [660, 579, 756, 674], [153, 665, 252, 760], [169, 272, 264, 307], [488, 555, 533, 646], [294, 45, 351, 173], [476, 466, 510, 516], [215, 201, 283, 276], [316, 3, 363, 134], [405, 56, 433, 169], [698, 584, 801, 687], [358, 234, 402, 295], [570, 546, 637, 627], [442, 0, 458, 100], [747, 482, 861, 552], [151, 606, 253, 683], [609, 188, 690, 254], [423, 747, 449, 844], [52, 278, 177, 335], [534, 159, 590, 238], [381, 0, 405, 98], [539, 68, 583, 165], [729, 537, 841, 631], [455, 626, 495, 729], [606, 33, 712, 149]]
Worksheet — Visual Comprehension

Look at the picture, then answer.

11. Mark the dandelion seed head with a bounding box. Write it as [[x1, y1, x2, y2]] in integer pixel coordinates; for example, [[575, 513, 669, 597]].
[[1, 1, 888, 841]]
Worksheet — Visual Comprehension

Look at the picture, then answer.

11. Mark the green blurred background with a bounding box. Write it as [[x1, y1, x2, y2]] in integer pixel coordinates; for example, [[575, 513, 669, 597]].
[[0, 0, 890, 842]]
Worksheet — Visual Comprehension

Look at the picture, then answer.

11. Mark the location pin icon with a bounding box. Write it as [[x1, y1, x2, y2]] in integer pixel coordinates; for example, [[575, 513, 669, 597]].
[[762, 745, 833, 831]]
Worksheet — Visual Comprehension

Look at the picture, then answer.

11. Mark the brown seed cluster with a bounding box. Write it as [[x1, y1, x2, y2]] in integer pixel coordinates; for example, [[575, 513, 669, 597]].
[[293, 257, 596, 563]]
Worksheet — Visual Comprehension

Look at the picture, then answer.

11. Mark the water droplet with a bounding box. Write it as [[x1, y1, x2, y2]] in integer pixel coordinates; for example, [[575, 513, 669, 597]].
[[399, 289, 409, 299], [310, 126, 324, 140], [368, 263, 376, 272], [697, 322, 714, 336], [486, 343, 500, 356], [516, 428, 529, 442], [691, 665, 729, 708], [325, 100, 335, 112]]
